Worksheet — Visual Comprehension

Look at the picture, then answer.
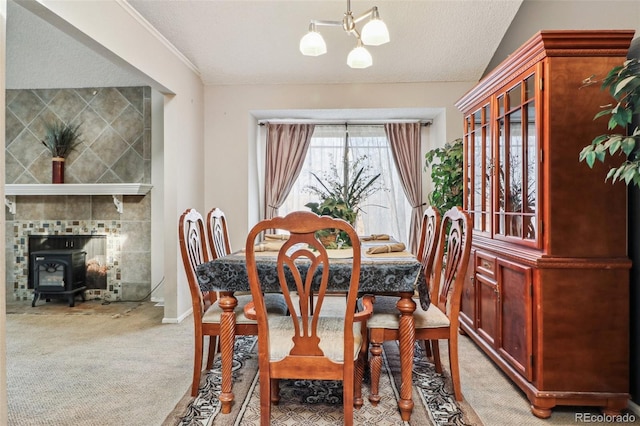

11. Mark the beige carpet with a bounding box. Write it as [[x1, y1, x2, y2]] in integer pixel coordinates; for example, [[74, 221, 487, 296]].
[[6, 299, 193, 426], [5, 299, 639, 425], [457, 334, 640, 426]]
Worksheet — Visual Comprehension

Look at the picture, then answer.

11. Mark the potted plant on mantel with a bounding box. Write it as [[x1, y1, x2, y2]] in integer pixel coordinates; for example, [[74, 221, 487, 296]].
[[41, 121, 82, 184], [304, 154, 384, 248], [579, 58, 640, 186]]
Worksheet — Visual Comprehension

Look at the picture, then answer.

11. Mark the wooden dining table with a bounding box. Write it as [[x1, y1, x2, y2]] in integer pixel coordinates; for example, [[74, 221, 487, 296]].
[[195, 240, 425, 421]]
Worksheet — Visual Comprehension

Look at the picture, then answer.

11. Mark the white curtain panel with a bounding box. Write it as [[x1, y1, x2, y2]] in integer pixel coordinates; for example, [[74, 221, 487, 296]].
[[280, 124, 411, 244]]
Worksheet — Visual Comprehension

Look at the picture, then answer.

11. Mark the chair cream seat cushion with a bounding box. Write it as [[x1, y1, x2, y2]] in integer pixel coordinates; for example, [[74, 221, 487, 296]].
[[202, 293, 288, 324], [266, 316, 363, 363], [367, 297, 450, 330]]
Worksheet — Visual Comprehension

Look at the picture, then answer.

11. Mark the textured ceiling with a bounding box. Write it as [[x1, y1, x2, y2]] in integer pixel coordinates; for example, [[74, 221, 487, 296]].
[[6, 1, 639, 122], [6, 0, 524, 89], [126, 0, 524, 85]]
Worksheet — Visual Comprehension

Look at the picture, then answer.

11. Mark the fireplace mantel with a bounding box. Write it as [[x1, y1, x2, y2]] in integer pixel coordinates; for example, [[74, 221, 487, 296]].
[[4, 184, 153, 214]]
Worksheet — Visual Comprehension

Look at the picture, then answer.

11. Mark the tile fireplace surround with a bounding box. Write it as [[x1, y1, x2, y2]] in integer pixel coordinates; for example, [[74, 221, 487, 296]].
[[4, 87, 153, 303], [6, 194, 151, 302], [13, 221, 122, 300]]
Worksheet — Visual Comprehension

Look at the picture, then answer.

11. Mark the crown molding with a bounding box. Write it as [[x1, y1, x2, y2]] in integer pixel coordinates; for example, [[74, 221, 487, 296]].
[[116, 0, 201, 77]]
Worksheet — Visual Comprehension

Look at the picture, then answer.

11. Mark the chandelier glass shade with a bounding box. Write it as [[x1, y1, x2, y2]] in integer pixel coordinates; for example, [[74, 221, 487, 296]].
[[347, 39, 373, 69], [360, 14, 390, 46], [299, 25, 327, 56], [299, 0, 390, 69]]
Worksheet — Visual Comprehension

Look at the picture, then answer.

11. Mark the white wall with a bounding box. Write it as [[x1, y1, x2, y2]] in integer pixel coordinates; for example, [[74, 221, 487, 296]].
[[0, 1, 7, 423], [150, 88, 165, 303], [204, 81, 473, 250], [21, 0, 206, 322]]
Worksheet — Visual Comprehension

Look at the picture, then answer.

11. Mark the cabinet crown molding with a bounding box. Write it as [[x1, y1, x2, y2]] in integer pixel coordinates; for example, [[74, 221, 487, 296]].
[[456, 29, 636, 112]]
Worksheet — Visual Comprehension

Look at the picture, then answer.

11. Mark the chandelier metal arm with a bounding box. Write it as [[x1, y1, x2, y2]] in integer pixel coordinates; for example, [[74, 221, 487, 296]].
[[307, 4, 381, 38], [309, 19, 343, 28], [352, 7, 379, 25], [309, 19, 361, 39]]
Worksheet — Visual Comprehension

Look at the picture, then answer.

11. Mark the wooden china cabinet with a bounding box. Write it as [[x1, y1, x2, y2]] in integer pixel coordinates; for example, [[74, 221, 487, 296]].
[[455, 30, 635, 418]]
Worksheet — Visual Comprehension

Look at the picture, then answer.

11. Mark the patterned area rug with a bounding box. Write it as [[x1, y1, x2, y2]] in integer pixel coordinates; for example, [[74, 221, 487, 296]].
[[164, 337, 482, 426]]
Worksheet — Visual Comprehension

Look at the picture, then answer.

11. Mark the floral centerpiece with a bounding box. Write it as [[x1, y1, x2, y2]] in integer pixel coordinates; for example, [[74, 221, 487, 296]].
[[304, 154, 384, 247]]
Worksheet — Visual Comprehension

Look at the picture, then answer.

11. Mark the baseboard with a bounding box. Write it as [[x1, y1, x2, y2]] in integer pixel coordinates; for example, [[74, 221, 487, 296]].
[[629, 400, 640, 416], [162, 306, 192, 324]]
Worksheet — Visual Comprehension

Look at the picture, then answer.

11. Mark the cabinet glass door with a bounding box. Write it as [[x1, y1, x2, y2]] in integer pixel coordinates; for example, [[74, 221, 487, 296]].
[[464, 103, 491, 234], [495, 72, 538, 244]]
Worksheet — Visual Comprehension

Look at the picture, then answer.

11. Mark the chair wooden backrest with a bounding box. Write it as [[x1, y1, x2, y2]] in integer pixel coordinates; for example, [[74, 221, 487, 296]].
[[178, 208, 212, 324], [415, 206, 441, 309], [245, 211, 362, 368], [244, 211, 372, 425], [206, 207, 232, 259], [432, 206, 472, 322]]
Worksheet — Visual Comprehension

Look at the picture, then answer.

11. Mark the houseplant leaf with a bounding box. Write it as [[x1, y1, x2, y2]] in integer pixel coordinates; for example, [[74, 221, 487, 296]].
[[580, 58, 640, 187]]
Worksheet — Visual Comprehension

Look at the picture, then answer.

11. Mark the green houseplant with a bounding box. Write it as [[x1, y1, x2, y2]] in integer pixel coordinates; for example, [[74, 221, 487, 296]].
[[41, 121, 82, 184], [424, 138, 464, 213], [579, 58, 640, 186], [304, 154, 383, 247]]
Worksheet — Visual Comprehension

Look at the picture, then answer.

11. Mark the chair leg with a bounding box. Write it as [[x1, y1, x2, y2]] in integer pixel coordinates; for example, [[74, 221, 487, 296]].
[[354, 347, 366, 409], [270, 378, 280, 405], [424, 339, 433, 358], [259, 371, 271, 426], [432, 339, 443, 374], [191, 333, 204, 397], [449, 334, 463, 401], [368, 340, 383, 406], [206, 335, 218, 370], [344, 367, 354, 426]]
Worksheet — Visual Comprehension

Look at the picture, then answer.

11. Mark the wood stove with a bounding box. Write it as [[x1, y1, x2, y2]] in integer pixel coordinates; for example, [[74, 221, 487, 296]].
[[28, 235, 107, 290], [30, 249, 87, 307]]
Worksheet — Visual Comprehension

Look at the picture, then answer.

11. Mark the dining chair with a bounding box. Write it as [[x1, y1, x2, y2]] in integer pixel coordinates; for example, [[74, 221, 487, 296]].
[[366, 206, 472, 403], [364, 206, 441, 405], [178, 208, 288, 397], [243, 211, 375, 426], [206, 207, 232, 259], [416, 206, 442, 311], [415, 206, 442, 370]]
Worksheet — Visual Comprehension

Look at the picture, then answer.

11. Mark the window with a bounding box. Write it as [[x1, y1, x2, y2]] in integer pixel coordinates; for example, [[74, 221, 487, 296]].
[[279, 125, 412, 244]]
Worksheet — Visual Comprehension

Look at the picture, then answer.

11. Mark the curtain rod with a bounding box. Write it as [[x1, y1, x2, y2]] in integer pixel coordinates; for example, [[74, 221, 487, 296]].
[[258, 119, 432, 126]]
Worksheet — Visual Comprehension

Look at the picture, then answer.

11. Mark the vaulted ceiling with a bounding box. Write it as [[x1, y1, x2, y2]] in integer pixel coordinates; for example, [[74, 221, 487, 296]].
[[7, 0, 525, 88], [125, 0, 523, 85], [6, 1, 639, 92]]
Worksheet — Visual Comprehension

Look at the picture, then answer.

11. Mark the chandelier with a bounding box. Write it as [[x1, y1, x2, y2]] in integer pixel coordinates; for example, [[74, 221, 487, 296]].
[[299, 0, 390, 69]]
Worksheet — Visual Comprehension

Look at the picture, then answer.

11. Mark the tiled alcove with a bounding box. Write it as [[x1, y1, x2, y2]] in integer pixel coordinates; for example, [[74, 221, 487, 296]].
[[4, 87, 152, 302], [5, 86, 150, 184]]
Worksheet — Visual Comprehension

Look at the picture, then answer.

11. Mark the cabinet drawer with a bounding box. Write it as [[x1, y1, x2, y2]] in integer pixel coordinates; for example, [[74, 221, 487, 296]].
[[475, 251, 496, 278]]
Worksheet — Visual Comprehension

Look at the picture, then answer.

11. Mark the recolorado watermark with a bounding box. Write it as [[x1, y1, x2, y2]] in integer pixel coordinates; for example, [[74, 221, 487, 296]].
[[575, 412, 636, 423]]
